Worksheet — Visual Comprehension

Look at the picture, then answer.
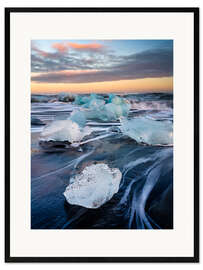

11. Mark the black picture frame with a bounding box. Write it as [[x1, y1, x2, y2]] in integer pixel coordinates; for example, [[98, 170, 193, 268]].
[[5, 7, 199, 263]]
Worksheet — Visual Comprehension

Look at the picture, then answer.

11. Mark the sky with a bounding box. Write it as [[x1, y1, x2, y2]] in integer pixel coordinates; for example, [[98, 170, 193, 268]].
[[31, 40, 173, 94]]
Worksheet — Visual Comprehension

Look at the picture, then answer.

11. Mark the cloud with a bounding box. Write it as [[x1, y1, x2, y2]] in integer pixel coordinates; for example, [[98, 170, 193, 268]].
[[31, 47, 173, 83], [32, 42, 104, 57], [32, 70, 100, 83], [31, 44, 49, 57], [68, 42, 104, 52], [31, 42, 108, 73], [31, 43, 62, 60], [52, 42, 69, 53]]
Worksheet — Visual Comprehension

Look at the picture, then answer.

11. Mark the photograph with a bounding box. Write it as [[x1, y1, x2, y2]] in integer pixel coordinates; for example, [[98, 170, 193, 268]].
[[31, 39, 173, 230], [6, 7, 199, 262]]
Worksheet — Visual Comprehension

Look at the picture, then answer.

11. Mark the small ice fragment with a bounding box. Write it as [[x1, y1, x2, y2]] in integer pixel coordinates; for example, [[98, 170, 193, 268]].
[[63, 164, 122, 209], [31, 95, 51, 103], [58, 92, 75, 102], [70, 142, 80, 148], [31, 116, 45, 125]]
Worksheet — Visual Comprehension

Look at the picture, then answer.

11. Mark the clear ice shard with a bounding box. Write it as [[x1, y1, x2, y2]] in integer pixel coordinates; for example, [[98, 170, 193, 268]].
[[63, 163, 122, 209], [120, 117, 173, 145], [40, 119, 91, 143]]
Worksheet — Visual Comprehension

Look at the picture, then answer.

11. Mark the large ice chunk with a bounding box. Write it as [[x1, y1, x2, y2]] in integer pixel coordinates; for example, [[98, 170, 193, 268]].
[[84, 96, 131, 122], [74, 93, 131, 122], [82, 93, 105, 109], [63, 164, 122, 209], [87, 103, 130, 121], [69, 110, 86, 128], [74, 95, 90, 106], [40, 119, 91, 143], [120, 117, 173, 145], [108, 94, 123, 105], [74, 93, 105, 108]]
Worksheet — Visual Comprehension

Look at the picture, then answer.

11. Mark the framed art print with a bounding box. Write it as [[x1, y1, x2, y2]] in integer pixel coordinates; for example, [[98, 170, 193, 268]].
[[5, 7, 199, 262]]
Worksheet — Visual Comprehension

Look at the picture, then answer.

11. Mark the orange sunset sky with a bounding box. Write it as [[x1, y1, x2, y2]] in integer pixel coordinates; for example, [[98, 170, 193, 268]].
[[31, 40, 173, 94]]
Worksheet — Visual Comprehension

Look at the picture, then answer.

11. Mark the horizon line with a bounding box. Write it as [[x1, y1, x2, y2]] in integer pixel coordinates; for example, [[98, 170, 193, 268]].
[[31, 90, 173, 95]]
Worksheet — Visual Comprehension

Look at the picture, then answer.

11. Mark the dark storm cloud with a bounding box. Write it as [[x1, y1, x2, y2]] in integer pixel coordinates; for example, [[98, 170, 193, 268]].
[[31, 47, 173, 83]]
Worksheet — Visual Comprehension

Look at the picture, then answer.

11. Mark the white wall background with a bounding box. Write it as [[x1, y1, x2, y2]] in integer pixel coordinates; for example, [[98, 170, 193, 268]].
[[0, 0, 202, 269]]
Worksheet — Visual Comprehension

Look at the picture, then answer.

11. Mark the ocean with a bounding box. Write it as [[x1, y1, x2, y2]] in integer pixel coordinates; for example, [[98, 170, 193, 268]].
[[31, 92, 173, 229]]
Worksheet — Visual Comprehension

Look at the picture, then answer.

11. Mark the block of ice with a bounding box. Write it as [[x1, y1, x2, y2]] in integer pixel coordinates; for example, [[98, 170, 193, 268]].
[[107, 93, 116, 103], [84, 104, 113, 121], [58, 92, 75, 102], [110, 94, 123, 105], [63, 164, 122, 208], [73, 94, 131, 122], [69, 110, 86, 128], [74, 95, 90, 106], [120, 117, 173, 145], [74, 93, 105, 108], [40, 119, 91, 143], [84, 101, 131, 122], [83, 95, 105, 109]]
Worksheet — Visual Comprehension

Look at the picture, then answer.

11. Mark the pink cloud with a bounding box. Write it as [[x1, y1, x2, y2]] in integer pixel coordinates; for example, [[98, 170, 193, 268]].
[[32, 43, 58, 58], [52, 43, 69, 53], [56, 69, 99, 76], [31, 44, 49, 57], [68, 42, 104, 51], [32, 42, 105, 60]]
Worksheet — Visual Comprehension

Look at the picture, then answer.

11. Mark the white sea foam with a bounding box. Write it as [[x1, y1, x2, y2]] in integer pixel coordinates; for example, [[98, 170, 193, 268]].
[[130, 100, 172, 111]]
